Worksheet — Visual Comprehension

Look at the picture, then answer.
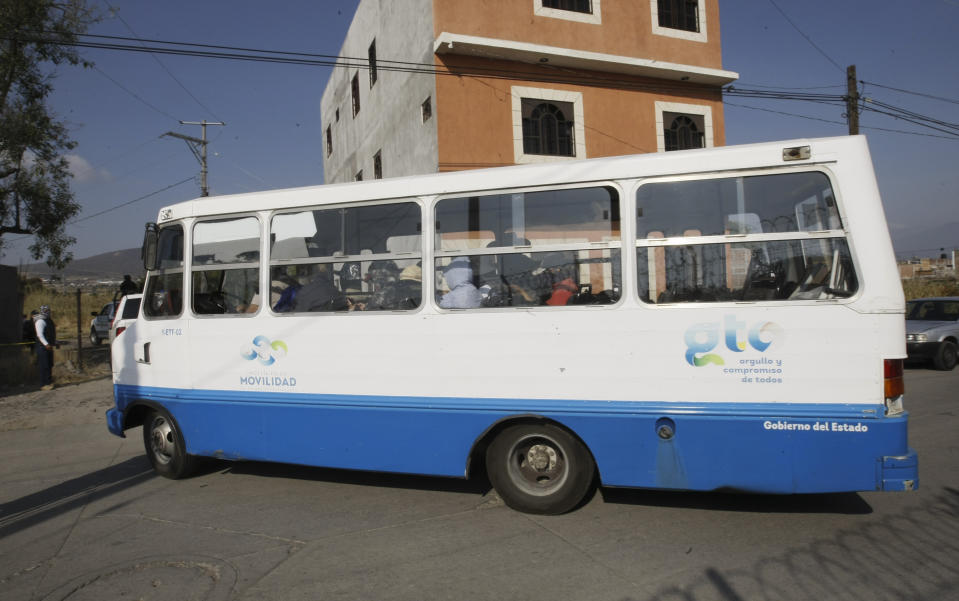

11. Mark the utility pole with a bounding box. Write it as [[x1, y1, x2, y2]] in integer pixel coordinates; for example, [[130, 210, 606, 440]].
[[846, 65, 859, 135], [162, 120, 225, 196]]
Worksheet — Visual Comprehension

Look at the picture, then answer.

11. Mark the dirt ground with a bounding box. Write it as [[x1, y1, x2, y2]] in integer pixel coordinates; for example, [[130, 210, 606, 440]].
[[0, 354, 114, 432]]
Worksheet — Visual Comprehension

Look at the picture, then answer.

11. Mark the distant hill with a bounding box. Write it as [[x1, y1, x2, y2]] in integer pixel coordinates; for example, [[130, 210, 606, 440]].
[[20, 247, 143, 279]]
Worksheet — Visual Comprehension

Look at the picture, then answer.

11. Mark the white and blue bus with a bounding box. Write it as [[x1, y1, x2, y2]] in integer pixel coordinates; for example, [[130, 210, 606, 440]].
[[108, 135, 917, 514]]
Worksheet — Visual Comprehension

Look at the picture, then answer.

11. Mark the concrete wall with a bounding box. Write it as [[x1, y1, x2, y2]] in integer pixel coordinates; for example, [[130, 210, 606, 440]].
[[321, 0, 438, 184], [432, 0, 725, 69]]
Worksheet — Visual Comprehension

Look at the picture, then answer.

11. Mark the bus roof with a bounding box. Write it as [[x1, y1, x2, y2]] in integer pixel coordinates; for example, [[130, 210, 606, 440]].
[[155, 135, 871, 223]]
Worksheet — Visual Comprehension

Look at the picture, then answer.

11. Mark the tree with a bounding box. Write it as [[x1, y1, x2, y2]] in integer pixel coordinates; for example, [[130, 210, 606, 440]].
[[1, 0, 97, 269]]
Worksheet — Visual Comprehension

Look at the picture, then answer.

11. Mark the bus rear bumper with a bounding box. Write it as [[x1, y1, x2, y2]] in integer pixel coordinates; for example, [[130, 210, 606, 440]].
[[879, 448, 918, 491]]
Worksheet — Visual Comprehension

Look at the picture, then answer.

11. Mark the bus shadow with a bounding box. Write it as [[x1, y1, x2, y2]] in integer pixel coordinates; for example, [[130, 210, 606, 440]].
[[214, 459, 493, 497], [638, 486, 959, 601], [0, 456, 155, 538], [599, 487, 873, 515]]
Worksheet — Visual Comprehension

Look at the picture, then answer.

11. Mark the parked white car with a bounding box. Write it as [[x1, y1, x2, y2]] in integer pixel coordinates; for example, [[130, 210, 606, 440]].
[[109, 294, 142, 343]]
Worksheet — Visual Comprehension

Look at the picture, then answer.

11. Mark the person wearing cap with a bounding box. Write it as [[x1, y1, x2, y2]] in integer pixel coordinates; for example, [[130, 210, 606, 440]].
[[439, 257, 482, 309], [34, 305, 57, 390]]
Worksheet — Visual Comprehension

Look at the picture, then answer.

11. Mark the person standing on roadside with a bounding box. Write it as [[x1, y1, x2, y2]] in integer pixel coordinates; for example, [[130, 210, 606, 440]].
[[119, 274, 138, 298], [34, 305, 57, 390]]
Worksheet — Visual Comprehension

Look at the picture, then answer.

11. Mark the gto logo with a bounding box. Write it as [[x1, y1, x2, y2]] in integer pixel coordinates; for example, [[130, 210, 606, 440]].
[[240, 335, 288, 366], [685, 316, 781, 367]]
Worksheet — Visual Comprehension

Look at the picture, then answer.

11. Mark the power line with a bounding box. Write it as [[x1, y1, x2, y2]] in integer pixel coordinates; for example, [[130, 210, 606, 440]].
[[6, 29, 958, 144], [862, 80, 959, 107], [723, 101, 846, 126], [93, 65, 179, 121], [106, 2, 224, 121], [2, 176, 195, 244], [71, 176, 195, 224], [765, 0, 844, 74]]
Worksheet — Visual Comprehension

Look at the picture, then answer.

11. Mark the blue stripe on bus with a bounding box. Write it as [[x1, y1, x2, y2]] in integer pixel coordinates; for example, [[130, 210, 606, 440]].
[[111, 384, 917, 494]]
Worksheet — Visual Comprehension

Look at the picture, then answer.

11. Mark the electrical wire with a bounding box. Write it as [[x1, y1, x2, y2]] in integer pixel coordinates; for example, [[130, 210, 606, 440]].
[[105, 3, 224, 122], [862, 80, 959, 107], [765, 0, 845, 74], [70, 176, 195, 225], [93, 65, 180, 121]]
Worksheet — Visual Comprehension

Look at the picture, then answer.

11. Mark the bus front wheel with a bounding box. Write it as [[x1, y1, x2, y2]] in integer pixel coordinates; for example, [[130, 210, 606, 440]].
[[143, 408, 196, 479], [486, 423, 595, 515]]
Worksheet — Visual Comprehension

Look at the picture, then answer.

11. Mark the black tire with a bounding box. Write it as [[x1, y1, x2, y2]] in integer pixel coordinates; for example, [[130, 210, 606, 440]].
[[142, 408, 197, 479], [933, 341, 958, 371], [89, 327, 101, 346], [486, 422, 595, 515]]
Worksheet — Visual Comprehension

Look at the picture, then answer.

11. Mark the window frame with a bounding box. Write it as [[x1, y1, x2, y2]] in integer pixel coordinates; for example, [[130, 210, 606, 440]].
[[267, 198, 425, 316], [655, 101, 713, 153], [431, 181, 625, 312], [534, 0, 602, 24], [351, 72, 361, 117], [650, 0, 707, 42], [143, 223, 186, 320], [422, 96, 432, 123], [368, 39, 377, 88], [511, 86, 586, 164], [631, 167, 861, 306], [190, 215, 263, 318]]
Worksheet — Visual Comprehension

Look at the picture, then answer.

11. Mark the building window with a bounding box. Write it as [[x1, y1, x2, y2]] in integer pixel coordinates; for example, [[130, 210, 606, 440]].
[[534, 0, 602, 23], [663, 113, 704, 151], [522, 100, 575, 157], [422, 97, 432, 122], [355, 170, 363, 182], [655, 101, 713, 152], [543, 0, 591, 12], [373, 151, 382, 179], [325, 125, 333, 157], [368, 40, 377, 87], [351, 73, 360, 117], [650, 0, 706, 42], [511, 86, 585, 164], [658, 0, 698, 31]]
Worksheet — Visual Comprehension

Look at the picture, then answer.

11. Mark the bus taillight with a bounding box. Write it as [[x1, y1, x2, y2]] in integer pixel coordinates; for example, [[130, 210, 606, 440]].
[[884, 359, 905, 414]]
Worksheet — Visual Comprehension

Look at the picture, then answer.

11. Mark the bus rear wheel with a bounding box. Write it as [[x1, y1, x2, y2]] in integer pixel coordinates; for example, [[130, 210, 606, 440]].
[[486, 423, 595, 515], [143, 408, 196, 479]]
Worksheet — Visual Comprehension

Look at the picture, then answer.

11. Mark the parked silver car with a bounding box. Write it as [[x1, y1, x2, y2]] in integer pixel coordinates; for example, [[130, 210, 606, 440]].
[[89, 301, 119, 345], [905, 297, 959, 370]]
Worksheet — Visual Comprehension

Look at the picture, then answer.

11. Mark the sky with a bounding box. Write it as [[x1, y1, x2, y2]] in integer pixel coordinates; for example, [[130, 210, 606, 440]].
[[2, 0, 957, 268]]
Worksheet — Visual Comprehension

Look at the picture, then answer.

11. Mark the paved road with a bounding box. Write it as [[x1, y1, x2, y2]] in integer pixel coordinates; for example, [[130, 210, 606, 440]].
[[1, 369, 956, 601]]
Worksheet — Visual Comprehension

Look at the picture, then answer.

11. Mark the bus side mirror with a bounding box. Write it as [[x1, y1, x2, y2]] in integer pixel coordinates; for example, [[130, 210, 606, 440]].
[[142, 223, 159, 271]]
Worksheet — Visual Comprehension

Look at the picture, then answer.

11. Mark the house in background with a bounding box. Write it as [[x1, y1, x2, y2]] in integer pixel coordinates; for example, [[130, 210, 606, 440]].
[[321, 0, 738, 183]]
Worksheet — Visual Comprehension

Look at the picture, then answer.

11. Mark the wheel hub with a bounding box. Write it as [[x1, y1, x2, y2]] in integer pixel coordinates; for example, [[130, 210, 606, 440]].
[[150, 418, 175, 464], [526, 444, 558, 472]]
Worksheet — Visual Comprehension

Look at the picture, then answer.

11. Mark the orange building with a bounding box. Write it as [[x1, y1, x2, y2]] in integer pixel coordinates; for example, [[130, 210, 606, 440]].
[[321, 0, 738, 183]]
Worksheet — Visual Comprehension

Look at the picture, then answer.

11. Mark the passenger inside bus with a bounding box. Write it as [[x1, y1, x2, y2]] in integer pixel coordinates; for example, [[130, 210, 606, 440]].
[[439, 257, 482, 309]]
